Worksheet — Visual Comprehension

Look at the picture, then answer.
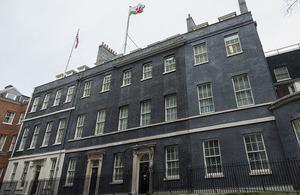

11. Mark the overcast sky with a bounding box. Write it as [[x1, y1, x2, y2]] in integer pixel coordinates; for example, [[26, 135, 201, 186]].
[[1, 0, 299, 97]]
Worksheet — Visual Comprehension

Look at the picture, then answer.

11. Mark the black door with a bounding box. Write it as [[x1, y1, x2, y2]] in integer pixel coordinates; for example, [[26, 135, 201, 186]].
[[30, 166, 41, 195], [89, 167, 98, 195], [139, 162, 149, 194]]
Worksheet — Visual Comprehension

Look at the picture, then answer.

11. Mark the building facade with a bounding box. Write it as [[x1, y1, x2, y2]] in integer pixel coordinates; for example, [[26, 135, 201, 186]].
[[2, 1, 300, 195], [0, 85, 29, 182]]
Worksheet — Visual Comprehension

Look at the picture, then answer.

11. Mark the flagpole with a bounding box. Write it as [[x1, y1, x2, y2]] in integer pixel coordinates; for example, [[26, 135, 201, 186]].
[[64, 29, 80, 76], [124, 7, 131, 54]]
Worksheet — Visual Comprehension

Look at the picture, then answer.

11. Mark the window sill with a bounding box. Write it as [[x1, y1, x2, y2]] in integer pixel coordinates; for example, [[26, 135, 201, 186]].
[[110, 181, 123, 185], [51, 105, 59, 107], [40, 108, 47, 111], [249, 169, 272, 176], [63, 184, 73, 187], [63, 101, 71, 104], [205, 173, 224, 178], [121, 84, 131, 88], [237, 103, 255, 109], [163, 70, 176, 75], [2, 122, 12, 125], [141, 77, 152, 82], [194, 61, 209, 66], [16, 149, 24, 152], [100, 90, 110, 94], [81, 96, 90, 99], [52, 143, 61, 146], [27, 147, 35, 150], [276, 78, 291, 82], [226, 51, 243, 57], [163, 176, 180, 181], [40, 145, 48, 148]]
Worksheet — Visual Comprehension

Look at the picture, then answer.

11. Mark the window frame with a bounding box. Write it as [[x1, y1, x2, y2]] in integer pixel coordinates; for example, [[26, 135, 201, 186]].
[[3, 110, 16, 124], [101, 75, 112, 92], [9, 135, 17, 151], [83, 81, 92, 97], [122, 69, 132, 87], [55, 119, 66, 144], [19, 127, 30, 151], [292, 119, 300, 146], [224, 33, 243, 56], [274, 66, 291, 82], [142, 62, 152, 80], [140, 100, 151, 126], [165, 145, 179, 179], [113, 153, 124, 183], [0, 134, 7, 151], [203, 139, 223, 178], [66, 158, 77, 185], [42, 122, 53, 147], [194, 42, 208, 65], [165, 94, 177, 121], [30, 97, 40, 112], [74, 114, 85, 138], [95, 109, 106, 135], [10, 163, 18, 182], [19, 161, 29, 188], [53, 89, 62, 106], [65, 86, 75, 103], [30, 125, 41, 149], [232, 74, 254, 108], [18, 112, 25, 124], [118, 106, 128, 130], [164, 55, 176, 73], [197, 83, 215, 114], [243, 133, 271, 175], [41, 94, 51, 109]]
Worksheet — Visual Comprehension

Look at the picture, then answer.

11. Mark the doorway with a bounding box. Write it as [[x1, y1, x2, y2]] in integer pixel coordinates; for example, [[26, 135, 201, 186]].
[[30, 165, 41, 195], [88, 160, 99, 195], [139, 162, 149, 194]]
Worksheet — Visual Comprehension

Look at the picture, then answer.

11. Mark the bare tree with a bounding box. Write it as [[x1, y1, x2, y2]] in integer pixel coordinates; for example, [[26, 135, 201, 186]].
[[284, 0, 300, 15]]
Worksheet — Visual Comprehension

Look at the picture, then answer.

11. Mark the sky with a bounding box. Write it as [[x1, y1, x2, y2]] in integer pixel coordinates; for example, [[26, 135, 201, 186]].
[[1, 0, 300, 97]]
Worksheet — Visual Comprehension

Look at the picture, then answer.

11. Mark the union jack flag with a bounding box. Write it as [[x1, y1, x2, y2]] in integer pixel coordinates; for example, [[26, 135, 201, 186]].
[[75, 32, 79, 49]]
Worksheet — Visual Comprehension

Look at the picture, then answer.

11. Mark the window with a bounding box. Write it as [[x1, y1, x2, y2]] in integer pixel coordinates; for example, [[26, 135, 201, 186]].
[[141, 100, 151, 126], [0, 135, 7, 151], [224, 34, 242, 56], [9, 135, 17, 151], [113, 153, 124, 182], [164, 55, 176, 73], [19, 127, 29, 151], [194, 43, 208, 65], [42, 122, 53, 147], [244, 133, 270, 174], [75, 114, 85, 138], [18, 112, 25, 124], [166, 145, 179, 179], [66, 158, 77, 185], [65, 86, 75, 102], [30, 125, 41, 149], [101, 75, 112, 92], [3, 111, 16, 124], [203, 140, 223, 177], [122, 69, 132, 86], [165, 94, 177, 121], [197, 83, 214, 114], [10, 163, 18, 181], [48, 158, 57, 187], [232, 74, 254, 107], [274, 66, 290, 82], [118, 106, 128, 130], [41, 94, 51, 109], [292, 119, 300, 146], [0, 168, 3, 179], [142, 62, 152, 80], [6, 93, 16, 100], [53, 90, 62, 106], [55, 119, 66, 144], [83, 81, 92, 97], [20, 162, 29, 188], [31, 97, 40, 112], [95, 110, 106, 135]]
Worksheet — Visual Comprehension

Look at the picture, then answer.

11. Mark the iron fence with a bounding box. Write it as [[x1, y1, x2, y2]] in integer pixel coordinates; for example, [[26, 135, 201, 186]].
[[1, 158, 300, 195]]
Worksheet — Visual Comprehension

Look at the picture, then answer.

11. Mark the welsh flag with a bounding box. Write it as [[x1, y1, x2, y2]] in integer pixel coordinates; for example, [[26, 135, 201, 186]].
[[129, 3, 145, 15]]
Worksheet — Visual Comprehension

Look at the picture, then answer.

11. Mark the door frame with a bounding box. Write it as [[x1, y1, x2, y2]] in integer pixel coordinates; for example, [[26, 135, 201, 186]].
[[83, 152, 104, 195]]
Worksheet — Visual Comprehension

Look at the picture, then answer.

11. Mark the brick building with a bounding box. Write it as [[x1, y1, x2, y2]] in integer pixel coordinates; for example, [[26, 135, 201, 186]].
[[0, 85, 29, 181]]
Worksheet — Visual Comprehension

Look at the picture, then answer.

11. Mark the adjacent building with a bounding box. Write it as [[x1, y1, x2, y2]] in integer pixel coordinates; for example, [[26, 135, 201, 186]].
[[0, 85, 29, 182], [2, 1, 300, 194]]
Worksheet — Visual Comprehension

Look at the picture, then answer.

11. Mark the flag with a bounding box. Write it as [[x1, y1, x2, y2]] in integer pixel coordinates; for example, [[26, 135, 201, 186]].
[[129, 3, 145, 15], [75, 32, 79, 49]]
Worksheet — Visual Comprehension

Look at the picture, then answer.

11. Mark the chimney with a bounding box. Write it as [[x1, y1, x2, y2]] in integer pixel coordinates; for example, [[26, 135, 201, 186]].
[[5, 85, 13, 89], [95, 42, 116, 65], [238, 0, 248, 14], [186, 14, 196, 32]]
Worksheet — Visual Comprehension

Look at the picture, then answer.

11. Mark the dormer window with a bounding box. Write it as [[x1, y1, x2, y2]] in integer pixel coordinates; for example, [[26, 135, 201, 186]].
[[274, 66, 290, 82]]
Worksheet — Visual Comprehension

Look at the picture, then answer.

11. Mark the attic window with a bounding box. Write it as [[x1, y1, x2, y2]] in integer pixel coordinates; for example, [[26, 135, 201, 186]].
[[5, 93, 16, 100]]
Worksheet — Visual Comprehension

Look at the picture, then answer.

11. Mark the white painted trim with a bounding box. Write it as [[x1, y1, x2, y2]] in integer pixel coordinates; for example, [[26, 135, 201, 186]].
[[10, 150, 66, 161], [66, 116, 275, 154], [23, 107, 75, 122], [68, 102, 273, 142]]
